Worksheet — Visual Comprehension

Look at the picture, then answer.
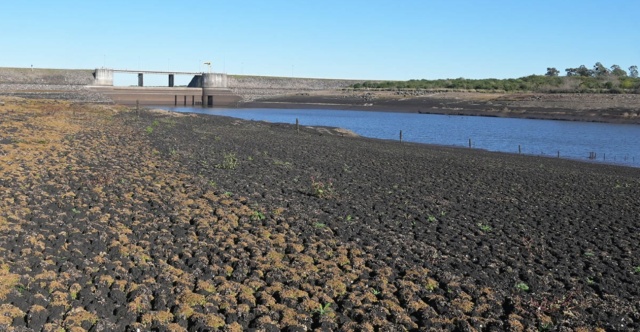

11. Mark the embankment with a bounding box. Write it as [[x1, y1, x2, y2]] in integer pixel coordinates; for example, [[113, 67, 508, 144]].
[[0, 68, 109, 103], [228, 75, 363, 101]]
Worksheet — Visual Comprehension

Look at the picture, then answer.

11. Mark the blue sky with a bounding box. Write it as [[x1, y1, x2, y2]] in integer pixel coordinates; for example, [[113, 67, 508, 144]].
[[1, 0, 639, 82]]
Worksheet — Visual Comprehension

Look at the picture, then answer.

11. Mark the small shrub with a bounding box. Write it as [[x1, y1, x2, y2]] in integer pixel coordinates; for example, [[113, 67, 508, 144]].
[[515, 282, 529, 292], [250, 211, 265, 221], [311, 176, 335, 198], [216, 152, 238, 170], [478, 223, 492, 232], [315, 302, 332, 316]]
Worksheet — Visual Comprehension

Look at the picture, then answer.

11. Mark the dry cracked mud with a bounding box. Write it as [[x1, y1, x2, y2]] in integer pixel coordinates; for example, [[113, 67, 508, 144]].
[[0, 98, 638, 331]]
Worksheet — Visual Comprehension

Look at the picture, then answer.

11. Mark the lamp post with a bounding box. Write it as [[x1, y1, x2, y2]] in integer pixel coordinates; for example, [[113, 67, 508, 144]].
[[204, 62, 212, 74]]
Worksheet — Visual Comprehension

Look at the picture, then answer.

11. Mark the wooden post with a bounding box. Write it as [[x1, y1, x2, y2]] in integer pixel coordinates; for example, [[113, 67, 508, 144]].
[[518, 145, 521, 154], [174, 95, 177, 106], [136, 100, 139, 111], [400, 130, 403, 142], [557, 151, 560, 158], [296, 118, 299, 134], [468, 139, 472, 148]]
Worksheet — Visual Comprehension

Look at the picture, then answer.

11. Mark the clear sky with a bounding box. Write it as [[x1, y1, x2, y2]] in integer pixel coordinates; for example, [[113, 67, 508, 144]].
[[1, 0, 639, 81]]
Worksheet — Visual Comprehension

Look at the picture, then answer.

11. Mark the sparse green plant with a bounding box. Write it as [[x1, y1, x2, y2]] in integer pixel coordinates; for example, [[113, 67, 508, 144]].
[[247, 156, 253, 161], [584, 251, 595, 257], [633, 266, 640, 274], [346, 215, 352, 222], [223, 191, 233, 197], [313, 222, 326, 229], [440, 211, 447, 217], [208, 181, 216, 187], [72, 208, 80, 214], [216, 152, 239, 170], [145, 126, 154, 134], [478, 223, 492, 232], [515, 282, 529, 292], [427, 215, 437, 222], [586, 277, 595, 285], [311, 176, 335, 198], [250, 211, 265, 221], [315, 302, 332, 316], [371, 288, 380, 295]]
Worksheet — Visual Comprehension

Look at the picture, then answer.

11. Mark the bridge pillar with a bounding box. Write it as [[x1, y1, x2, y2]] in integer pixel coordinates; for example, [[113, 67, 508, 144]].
[[168, 74, 174, 87], [138, 73, 144, 87], [93, 68, 113, 86]]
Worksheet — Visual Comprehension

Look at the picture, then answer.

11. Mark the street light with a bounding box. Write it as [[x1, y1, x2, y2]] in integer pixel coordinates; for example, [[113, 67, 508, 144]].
[[204, 62, 212, 74]]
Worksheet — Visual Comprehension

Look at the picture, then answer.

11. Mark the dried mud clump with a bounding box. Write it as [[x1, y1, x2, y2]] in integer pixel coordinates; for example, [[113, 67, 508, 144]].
[[0, 97, 638, 331]]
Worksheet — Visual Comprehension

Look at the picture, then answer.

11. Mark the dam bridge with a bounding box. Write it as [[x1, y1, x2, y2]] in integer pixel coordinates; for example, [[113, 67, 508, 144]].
[[91, 68, 238, 107]]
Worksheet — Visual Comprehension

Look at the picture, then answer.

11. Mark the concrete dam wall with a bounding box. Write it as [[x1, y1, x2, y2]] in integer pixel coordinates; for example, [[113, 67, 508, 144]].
[[228, 75, 361, 101], [0, 67, 363, 105]]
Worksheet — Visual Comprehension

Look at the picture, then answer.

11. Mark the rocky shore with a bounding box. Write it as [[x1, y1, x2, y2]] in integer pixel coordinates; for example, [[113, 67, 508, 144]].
[[0, 98, 638, 331]]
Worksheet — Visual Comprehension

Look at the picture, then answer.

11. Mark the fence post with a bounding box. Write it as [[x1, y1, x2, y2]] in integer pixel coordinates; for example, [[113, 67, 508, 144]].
[[518, 145, 521, 154], [296, 118, 299, 134], [468, 138, 472, 148], [400, 130, 403, 143]]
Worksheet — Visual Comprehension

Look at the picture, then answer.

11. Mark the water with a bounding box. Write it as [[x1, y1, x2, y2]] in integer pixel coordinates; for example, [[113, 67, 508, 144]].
[[162, 107, 640, 168]]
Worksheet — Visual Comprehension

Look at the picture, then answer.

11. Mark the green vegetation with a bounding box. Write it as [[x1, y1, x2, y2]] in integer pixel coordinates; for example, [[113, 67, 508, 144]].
[[313, 222, 326, 229], [315, 302, 332, 316], [351, 62, 640, 93], [250, 211, 265, 221], [633, 266, 640, 274], [311, 177, 335, 198], [477, 223, 492, 232], [515, 282, 530, 292], [216, 152, 239, 170]]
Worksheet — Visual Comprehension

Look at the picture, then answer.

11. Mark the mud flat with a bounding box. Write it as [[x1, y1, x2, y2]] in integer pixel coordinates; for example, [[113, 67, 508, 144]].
[[0, 97, 639, 331]]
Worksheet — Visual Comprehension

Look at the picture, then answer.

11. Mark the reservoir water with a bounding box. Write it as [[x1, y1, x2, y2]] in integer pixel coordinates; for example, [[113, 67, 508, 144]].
[[163, 107, 640, 168]]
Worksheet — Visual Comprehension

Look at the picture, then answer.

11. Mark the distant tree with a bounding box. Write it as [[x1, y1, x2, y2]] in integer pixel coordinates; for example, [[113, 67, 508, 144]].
[[610, 65, 627, 77], [611, 65, 627, 77], [545, 67, 560, 76], [575, 65, 593, 77], [565, 65, 593, 77], [593, 62, 609, 77], [629, 65, 639, 78]]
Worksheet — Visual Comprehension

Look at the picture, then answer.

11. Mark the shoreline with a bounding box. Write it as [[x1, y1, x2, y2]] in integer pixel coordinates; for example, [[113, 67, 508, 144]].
[[162, 106, 640, 169], [240, 91, 640, 125]]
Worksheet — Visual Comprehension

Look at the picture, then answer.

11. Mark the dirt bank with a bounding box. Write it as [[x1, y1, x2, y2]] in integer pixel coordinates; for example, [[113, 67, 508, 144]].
[[246, 90, 640, 124], [1, 97, 638, 331]]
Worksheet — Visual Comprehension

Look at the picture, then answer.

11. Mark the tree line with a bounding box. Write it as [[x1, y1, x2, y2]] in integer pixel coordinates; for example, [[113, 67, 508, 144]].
[[352, 62, 640, 93]]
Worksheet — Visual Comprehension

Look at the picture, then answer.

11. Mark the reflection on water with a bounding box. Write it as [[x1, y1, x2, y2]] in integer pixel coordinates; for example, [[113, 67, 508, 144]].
[[162, 107, 640, 168]]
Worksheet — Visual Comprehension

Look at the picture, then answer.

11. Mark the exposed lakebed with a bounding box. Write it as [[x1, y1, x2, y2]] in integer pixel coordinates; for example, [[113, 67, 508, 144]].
[[1, 99, 639, 331]]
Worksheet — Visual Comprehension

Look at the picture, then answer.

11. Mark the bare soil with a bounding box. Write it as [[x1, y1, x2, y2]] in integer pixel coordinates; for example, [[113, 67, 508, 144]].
[[0, 98, 639, 331]]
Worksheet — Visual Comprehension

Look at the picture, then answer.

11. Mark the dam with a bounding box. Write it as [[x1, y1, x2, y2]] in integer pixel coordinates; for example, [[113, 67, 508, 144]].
[[0, 66, 361, 106], [90, 68, 239, 107]]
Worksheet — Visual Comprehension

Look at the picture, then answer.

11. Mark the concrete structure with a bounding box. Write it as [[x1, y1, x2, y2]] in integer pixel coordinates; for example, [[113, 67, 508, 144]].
[[93, 68, 113, 86], [90, 68, 235, 106]]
